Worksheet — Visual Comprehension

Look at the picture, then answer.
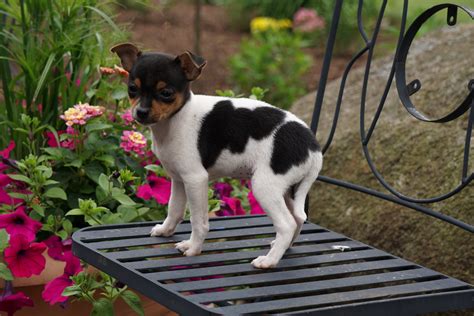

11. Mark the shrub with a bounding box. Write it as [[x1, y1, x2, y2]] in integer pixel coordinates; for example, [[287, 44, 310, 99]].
[[229, 30, 311, 109]]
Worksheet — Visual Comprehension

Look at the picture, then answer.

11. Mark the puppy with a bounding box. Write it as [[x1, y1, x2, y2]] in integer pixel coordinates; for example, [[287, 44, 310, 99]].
[[111, 43, 323, 269]]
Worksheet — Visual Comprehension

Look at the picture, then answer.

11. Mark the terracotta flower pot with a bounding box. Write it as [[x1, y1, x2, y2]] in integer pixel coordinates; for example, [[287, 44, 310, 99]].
[[0, 251, 65, 288], [1, 250, 97, 288]]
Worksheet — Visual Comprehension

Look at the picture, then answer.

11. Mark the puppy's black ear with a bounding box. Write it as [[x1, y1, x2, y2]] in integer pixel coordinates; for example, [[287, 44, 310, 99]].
[[175, 51, 207, 81], [110, 43, 142, 72]]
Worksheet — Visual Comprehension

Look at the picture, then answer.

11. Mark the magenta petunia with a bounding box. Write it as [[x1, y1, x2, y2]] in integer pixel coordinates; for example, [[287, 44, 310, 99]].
[[0, 290, 34, 316], [214, 182, 233, 199], [0, 206, 42, 241], [42, 251, 82, 305], [248, 191, 265, 214], [136, 174, 171, 205], [0, 141, 15, 173], [44, 236, 72, 261], [4, 234, 46, 278], [217, 196, 246, 217], [0, 175, 30, 206]]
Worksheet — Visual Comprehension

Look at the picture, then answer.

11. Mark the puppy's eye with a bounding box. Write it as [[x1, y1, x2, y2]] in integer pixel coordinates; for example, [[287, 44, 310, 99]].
[[128, 85, 138, 97], [160, 88, 174, 99]]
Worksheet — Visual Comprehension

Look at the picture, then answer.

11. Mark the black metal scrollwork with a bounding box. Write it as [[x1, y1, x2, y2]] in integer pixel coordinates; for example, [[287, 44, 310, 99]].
[[311, 0, 473, 232]]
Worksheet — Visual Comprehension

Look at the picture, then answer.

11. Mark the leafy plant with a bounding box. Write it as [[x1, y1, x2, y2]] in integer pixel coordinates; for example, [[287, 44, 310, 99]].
[[64, 271, 144, 316], [0, 0, 126, 157], [229, 31, 311, 109]]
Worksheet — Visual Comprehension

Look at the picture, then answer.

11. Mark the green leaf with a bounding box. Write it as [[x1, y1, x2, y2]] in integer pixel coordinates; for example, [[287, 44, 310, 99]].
[[44, 187, 67, 200], [111, 88, 128, 100], [98, 174, 110, 193], [0, 263, 13, 281], [86, 122, 112, 133], [62, 219, 73, 234], [6, 174, 32, 184], [91, 298, 114, 316], [96, 155, 115, 167], [33, 53, 55, 103], [112, 192, 136, 206], [65, 159, 82, 168], [0, 229, 9, 252], [56, 230, 68, 240], [121, 290, 144, 316], [44, 179, 60, 185], [66, 208, 83, 216], [84, 162, 105, 183], [31, 203, 45, 217], [62, 285, 82, 297]]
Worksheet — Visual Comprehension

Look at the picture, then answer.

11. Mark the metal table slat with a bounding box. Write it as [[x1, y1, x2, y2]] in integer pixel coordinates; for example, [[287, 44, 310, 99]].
[[76, 215, 274, 241], [218, 278, 470, 314], [107, 231, 346, 260], [186, 269, 440, 303], [124, 241, 368, 270], [86, 223, 320, 250], [72, 215, 474, 315], [166, 258, 416, 292]]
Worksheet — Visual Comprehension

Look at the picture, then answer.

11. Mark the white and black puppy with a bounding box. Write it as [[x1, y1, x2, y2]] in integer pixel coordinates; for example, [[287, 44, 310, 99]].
[[111, 43, 323, 269]]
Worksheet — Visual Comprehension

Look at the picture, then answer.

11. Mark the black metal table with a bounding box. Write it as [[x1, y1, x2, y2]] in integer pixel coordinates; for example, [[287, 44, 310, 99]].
[[72, 215, 474, 315]]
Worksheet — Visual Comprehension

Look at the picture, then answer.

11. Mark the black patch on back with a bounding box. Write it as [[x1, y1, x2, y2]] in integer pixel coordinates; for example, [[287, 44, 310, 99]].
[[271, 121, 320, 175], [198, 100, 285, 169]]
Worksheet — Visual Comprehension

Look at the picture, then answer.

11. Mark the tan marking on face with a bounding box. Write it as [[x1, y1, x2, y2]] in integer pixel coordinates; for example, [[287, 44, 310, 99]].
[[134, 78, 141, 88], [150, 92, 184, 121], [129, 97, 139, 107], [156, 81, 167, 90]]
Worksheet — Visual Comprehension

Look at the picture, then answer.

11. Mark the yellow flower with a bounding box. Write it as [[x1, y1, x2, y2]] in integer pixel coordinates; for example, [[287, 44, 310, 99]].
[[250, 17, 292, 33]]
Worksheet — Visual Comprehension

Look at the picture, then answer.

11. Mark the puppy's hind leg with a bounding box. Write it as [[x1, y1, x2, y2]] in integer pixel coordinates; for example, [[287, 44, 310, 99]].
[[151, 179, 186, 237], [290, 152, 323, 245], [251, 175, 296, 269]]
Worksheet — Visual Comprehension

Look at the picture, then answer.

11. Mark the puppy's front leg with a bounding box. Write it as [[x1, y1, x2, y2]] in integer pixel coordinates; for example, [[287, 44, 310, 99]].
[[151, 179, 186, 237], [175, 174, 209, 256]]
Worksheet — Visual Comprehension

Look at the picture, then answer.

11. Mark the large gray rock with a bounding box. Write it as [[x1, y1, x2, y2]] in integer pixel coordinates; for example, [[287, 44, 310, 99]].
[[292, 23, 473, 286]]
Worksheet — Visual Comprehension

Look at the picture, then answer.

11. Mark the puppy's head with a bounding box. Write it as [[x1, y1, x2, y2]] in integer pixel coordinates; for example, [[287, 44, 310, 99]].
[[111, 43, 206, 125]]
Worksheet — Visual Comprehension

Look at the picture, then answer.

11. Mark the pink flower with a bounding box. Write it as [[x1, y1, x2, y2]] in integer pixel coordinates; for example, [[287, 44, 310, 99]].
[[0, 141, 15, 173], [217, 197, 246, 217], [136, 174, 171, 204], [248, 191, 265, 214], [42, 251, 82, 305], [0, 284, 34, 316], [4, 234, 46, 278], [0, 206, 42, 241], [120, 130, 147, 156], [44, 236, 72, 261], [99, 66, 115, 76], [214, 182, 233, 199], [60, 103, 105, 127], [114, 65, 129, 77], [293, 8, 325, 32], [121, 109, 135, 125]]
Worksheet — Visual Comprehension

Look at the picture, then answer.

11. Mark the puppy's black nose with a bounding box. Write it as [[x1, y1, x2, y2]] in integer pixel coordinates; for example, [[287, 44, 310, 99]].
[[136, 107, 149, 120]]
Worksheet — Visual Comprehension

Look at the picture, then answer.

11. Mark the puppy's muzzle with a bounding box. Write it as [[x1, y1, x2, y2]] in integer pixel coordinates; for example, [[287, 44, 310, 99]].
[[136, 107, 149, 121]]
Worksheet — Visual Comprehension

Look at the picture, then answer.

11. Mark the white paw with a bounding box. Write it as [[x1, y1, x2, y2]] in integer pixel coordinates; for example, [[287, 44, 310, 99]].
[[251, 255, 279, 269], [270, 240, 276, 248], [175, 240, 202, 256], [150, 224, 174, 237]]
